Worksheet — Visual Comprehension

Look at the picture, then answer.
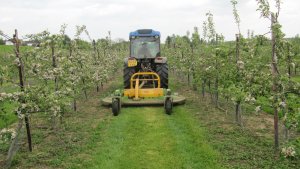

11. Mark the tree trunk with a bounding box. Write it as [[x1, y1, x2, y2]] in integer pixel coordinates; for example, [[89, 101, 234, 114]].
[[284, 126, 289, 141], [51, 43, 58, 129], [187, 72, 190, 86], [51, 44, 57, 90], [192, 69, 197, 91], [82, 78, 88, 100], [215, 52, 219, 107], [214, 76, 219, 107], [69, 44, 72, 58], [202, 79, 206, 98], [73, 87, 77, 111], [73, 99, 77, 112], [236, 34, 240, 78], [271, 14, 280, 151], [235, 101, 242, 126]]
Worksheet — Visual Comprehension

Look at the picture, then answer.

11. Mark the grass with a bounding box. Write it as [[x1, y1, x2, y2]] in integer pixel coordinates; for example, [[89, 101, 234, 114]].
[[0, 101, 17, 129], [257, 96, 273, 114], [0, 45, 32, 130], [0, 83, 20, 130], [70, 106, 221, 169], [172, 77, 300, 169], [1, 72, 299, 168], [292, 76, 300, 83], [4, 75, 222, 169]]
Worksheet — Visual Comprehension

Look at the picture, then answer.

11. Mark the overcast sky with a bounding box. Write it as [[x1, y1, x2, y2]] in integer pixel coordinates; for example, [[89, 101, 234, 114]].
[[0, 0, 299, 41]]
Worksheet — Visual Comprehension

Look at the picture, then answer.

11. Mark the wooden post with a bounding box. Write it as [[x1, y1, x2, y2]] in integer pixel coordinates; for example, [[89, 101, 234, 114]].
[[235, 101, 241, 125], [51, 42, 58, 91], [93, 40, 100, 92], [287, 44, 291, 79], [51, 41, 58, 128], [271, 14, 279, 151], [14, 29, 32, 152], [235, 33, 243, 125], [235, 34, 240, 75], [202, 79, 206, 98], [214, 35, 219, 107]]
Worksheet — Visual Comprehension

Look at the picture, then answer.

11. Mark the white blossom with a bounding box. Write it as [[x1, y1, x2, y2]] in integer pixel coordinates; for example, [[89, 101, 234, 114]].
[[205, 66, 211, 71], [237, 60, 244, 69], [281, 146, 296, 158], [14, 58, 21, 66], [0, 128, 17, 143], [279, 101, 286, 108], [255, 106, 261, 114], [291, 62, 295, 69]]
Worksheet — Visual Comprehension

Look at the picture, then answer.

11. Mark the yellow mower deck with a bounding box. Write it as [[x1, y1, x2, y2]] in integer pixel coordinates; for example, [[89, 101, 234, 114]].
[[102, 95, 186, 106]]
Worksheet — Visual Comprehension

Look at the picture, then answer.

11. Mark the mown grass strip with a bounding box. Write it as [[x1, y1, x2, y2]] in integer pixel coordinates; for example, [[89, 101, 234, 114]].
[[73, 105, 222, 169]]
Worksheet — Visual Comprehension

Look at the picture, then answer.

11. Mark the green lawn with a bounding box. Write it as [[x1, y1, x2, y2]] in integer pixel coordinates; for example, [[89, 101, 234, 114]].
[[72, 106, 221, 169], [0, 45, 30, 130], [292, 76, 300, 83], [0, 101, 17, 129], [3, 74, 298, 169], [0, 83, 19, 130]]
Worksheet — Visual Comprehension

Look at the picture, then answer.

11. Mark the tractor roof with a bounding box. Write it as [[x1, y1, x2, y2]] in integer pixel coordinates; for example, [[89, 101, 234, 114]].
[[129, 29, 160, 38]]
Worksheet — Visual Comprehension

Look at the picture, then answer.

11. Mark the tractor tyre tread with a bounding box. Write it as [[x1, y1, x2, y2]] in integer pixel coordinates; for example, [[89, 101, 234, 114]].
[[156, 63, 168, 89], [123, 64, 135, 89]]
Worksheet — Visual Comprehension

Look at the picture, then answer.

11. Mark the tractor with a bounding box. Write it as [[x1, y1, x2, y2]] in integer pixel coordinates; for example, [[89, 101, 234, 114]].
[[123, 29, 168, 90], [102, 29, 185, 116]]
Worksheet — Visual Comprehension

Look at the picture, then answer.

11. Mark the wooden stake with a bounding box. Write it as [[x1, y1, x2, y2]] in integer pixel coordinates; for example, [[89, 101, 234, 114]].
[[14, 29, 32, 152]]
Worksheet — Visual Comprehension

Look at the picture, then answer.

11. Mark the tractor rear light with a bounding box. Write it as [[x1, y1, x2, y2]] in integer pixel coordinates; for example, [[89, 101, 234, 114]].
[[156, 57, 162, 60]]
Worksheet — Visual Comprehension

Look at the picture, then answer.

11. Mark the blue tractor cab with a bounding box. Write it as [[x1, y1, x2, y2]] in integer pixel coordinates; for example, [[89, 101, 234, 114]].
[[129, 29, 161, 38], [129, 29, 161, 59], [124, 29, 168, 90]]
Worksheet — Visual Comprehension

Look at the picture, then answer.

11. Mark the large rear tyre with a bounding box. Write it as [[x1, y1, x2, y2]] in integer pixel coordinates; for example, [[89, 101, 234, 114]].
[[123, 64, 135, 89], [156, 63, 168, 89]]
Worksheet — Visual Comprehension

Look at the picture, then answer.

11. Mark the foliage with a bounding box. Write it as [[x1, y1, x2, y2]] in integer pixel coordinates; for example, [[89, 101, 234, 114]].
[[163, 1, 300, 157], [0, 25, 128, 163], [0, 38, 4, 45]]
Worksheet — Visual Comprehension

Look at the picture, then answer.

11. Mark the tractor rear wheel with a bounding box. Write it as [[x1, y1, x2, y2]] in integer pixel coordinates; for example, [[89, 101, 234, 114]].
[[156, 63, 168, 89], [123, 64, 135, 89]]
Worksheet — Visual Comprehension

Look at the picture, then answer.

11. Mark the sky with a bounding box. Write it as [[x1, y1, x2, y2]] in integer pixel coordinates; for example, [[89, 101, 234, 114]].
[[0, 0, 299, 42]]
